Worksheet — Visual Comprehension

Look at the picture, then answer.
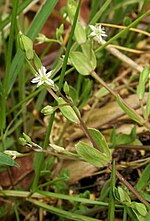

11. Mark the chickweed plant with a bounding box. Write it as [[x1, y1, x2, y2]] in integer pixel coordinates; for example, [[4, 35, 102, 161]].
[[0, 0, 150, 220]]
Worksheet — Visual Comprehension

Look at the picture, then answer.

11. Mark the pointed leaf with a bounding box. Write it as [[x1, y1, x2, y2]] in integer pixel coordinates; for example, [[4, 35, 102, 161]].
[[88, 128, 111, 159], [69, 51, 95, 75], [75, 141, 111, 168], [0, 152, 19, 167], [116, 95, 144, 125], [58, 97, 79, 124]]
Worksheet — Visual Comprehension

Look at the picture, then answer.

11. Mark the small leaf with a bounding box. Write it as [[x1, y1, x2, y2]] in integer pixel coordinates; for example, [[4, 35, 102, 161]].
[[88, 128, 111, 159], [75, 141, 111, 167], [75, 22, 86, 44], [58, 97, 80, 124], [116, 95, 144, 125], [69, 51, 95, 75], [0, 152, 19, 167], [115, 126, 136, 145], [137, 67, 149, 100]]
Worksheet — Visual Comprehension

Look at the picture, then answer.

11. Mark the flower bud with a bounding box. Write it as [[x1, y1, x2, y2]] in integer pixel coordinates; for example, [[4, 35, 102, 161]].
[[36, 33, 49, 44], [23, 133, 32, 143], [41, 105, 55, 115], [18, 32, 34, 60], [18, 137, 27, 146]]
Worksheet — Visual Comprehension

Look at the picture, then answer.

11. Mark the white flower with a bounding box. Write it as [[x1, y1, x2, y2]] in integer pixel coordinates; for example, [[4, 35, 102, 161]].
[[31, 66, 54, 87], [89, 24, 107, 42]]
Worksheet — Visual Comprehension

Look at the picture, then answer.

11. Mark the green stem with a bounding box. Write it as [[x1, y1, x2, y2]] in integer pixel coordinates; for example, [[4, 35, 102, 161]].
[[108, 161, 116, 221], [58, 0, 82, 90]]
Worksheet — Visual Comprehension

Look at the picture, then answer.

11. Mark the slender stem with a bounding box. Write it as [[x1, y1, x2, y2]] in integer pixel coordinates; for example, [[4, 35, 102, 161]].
[[58, 0, 82, 90]]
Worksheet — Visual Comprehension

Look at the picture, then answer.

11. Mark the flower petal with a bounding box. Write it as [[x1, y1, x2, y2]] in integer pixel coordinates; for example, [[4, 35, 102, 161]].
[[89, 25, 97, 31], [37, 80, 43, 87], [45, 79, 54, 86], [46, 70, 53, 78], [31, 77, 40, 83]]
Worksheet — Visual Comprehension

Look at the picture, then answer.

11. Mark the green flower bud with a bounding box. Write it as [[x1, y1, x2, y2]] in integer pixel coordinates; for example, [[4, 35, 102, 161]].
[[63, 81, 70, 95], [36, 33, 50, 44], [23, 133, 32, 143], [18, 137, 27, 146], [18, 32, 34, 60], [41, 105, 55, 115], [56, 24, 64, 40]]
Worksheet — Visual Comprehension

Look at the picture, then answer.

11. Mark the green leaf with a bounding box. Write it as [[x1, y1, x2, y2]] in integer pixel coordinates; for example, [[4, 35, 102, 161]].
[[27, 0, 59, 40], [135, 163, 150, 191], [28, 198, 101, 221], [69, 51, 95, 75], [68, 85, 78, 105], [75, 141, 111, 167], [83, 43, 97, 70], [116, 95, 144, 125], [88, 128, 111, 159], [74, 22, 86, 44], [137, 67, 149, 100], [0, 152, 19, 167], [58, 97, 80, 124], [115, 126, 136, 145]]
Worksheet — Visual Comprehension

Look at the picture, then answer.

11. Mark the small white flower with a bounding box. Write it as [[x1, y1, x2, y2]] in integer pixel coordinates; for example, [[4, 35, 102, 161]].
[[31, 66, 54, 87], [89, 24, 107, 42]]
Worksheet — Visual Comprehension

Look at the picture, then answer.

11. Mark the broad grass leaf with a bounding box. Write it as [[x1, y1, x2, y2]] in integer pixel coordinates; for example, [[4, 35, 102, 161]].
[[75, 141, 110, 167]]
